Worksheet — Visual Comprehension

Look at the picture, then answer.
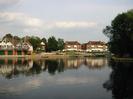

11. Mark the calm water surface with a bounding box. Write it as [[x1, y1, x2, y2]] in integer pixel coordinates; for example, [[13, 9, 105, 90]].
[[0, 57, 132, 99]]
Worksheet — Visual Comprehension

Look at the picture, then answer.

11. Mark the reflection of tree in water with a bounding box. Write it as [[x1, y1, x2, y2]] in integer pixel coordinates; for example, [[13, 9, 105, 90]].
[[29, 62, 42, 75], [103, 60, 133, 99], [0, 58, 107, 79], [45, 59, 64, 75]]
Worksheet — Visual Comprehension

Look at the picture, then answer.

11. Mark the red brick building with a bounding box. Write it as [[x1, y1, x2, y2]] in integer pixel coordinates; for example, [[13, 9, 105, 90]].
[[64, 41, 82, 51], [83, 41, 108, 52]]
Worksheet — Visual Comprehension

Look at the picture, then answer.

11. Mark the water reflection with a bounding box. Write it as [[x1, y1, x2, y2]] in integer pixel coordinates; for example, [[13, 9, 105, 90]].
[[0, 57, 107, 79], [103, 60, 133, 99]]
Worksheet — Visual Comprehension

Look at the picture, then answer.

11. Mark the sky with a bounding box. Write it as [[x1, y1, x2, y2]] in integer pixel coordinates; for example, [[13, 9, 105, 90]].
[[0, 0, 132, 43]]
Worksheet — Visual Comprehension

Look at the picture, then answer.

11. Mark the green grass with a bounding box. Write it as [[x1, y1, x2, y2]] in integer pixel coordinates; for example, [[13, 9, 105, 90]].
[[111, 56, 133, 62]]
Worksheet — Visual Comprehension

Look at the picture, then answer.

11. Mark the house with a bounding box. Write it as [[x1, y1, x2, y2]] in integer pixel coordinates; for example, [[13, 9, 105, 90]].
[[16, 41, 33, 55], [0, 37, 33, 55], [64, 41, 82, 51], [84, 41, 108, 52], [37, 41, 46, 52], [0, 38, 15, 55]]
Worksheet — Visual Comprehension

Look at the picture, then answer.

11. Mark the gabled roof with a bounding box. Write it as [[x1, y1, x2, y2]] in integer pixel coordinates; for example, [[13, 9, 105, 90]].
[[65, 41, 81, 45], [87, 41, 106, 45], [1, 37, 19, 46], [40, 42, 45, 45]]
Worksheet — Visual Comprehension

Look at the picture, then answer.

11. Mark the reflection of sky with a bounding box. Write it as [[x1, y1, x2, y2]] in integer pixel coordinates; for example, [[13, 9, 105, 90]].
[[0, 65, 111, 96], [0, 58, 112, 99], [0, 75, 98, 94]]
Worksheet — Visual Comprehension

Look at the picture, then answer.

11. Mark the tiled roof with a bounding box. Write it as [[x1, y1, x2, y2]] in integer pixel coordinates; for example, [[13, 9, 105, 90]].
[[65, 41, 81, 45], [87, 41, 106, 45]]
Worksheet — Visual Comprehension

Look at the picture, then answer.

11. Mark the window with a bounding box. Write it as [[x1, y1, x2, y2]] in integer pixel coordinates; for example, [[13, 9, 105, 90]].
[[67, 45, 71, 48], [74, 45, 77, 47]]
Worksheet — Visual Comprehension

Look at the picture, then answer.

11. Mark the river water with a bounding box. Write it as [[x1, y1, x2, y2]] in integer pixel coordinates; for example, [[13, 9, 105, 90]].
[[0, 57, 132, 99]]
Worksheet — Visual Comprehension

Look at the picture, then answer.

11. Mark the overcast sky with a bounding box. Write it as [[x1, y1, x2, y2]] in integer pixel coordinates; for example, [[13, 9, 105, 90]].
[[0, 0, 132, 42]]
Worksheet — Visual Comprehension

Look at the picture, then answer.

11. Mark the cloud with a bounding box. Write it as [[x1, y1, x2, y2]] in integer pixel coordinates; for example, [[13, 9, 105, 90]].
[[47, 21, 97, 29], [0, 12, 43, 28], [0, 0, 21, 10], [0, 12, 97, 34], [0, 0, 19, 4], [0, 12, 44, 34]]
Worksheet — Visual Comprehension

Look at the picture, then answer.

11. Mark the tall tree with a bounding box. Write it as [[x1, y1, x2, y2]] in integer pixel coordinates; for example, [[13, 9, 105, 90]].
[[103, 10, 133, 57], [47, 36, 58, 52], [41, 37, 47, 44], [29, 36, 41, 50], [57, 38, 64, 51]]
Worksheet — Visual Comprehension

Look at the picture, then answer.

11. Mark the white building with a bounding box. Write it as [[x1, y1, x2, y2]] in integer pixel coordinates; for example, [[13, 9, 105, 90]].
[[0, 38, 15, 50]]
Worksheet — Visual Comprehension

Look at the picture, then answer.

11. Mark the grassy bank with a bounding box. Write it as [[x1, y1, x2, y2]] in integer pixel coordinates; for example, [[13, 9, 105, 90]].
[[111, 56, 133, 62], [0, 52, 108, 60]]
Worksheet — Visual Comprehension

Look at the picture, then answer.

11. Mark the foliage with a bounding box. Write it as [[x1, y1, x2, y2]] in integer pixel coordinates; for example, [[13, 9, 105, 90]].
[[29, 36, 41, 50], [41, 37, 47, 44], [47, 36, 58, 52], [57, 38, 64, 51], [103, 10, 133, 57]]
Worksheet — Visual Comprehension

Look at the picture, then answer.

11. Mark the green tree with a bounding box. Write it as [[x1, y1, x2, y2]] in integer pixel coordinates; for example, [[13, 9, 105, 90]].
[[29, 36, 41, 50], [47, 36, 58, 52], [57, 38, 64, 51], [103, 10, 133, 57], [41, 37, 47, 44]]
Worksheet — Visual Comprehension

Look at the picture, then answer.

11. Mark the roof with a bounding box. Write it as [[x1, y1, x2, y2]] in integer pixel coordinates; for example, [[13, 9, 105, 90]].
[[1, 37, 19, 46], [87, 41, 106, 45], [41, 42, 45, 45], [65, 41, 81, 45]]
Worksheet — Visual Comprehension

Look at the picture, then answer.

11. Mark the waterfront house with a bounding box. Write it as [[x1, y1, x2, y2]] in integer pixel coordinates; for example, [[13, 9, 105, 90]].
[[37, 41, 46, 52], [16, 41, 33, 55], [0, 37, 33, 55], [0, 38, 15, 55], [64, 41, 82, 51], [84, 41, 108, 52], [40, 41, 45, 51]]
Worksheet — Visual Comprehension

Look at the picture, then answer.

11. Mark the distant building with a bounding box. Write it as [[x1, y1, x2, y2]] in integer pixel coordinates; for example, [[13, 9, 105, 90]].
[[83, 41, 108, 52], [37, 41, 46, 52], [64, 41, 82, 51]]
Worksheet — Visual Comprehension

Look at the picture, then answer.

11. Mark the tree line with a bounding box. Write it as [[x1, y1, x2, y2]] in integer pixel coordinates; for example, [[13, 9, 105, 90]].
[[1, 34, 64, 52]]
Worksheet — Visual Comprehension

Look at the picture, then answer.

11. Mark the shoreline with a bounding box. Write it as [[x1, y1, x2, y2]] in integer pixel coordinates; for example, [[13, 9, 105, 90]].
[[0, 52, 108, 59], [111, 56, 133, 62]]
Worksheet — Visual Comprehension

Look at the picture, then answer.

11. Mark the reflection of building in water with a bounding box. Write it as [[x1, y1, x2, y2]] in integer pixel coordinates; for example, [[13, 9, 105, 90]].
[[0, 58, 108, 78], [63, 58, 84, 69], [15, 60, 33, 72], [0, 58, 33, 78], [85, 58, 107, 69]]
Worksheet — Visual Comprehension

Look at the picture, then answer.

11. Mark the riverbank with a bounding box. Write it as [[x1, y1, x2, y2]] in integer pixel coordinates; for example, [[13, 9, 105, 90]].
[[111, 56, 133, 62], [0, 52, 108, 59]]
